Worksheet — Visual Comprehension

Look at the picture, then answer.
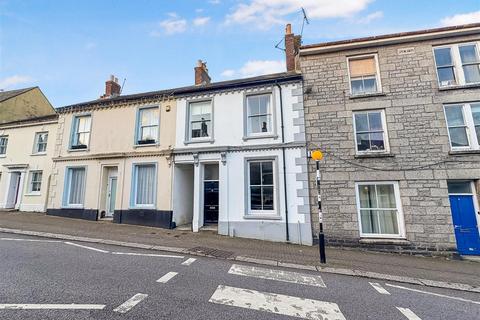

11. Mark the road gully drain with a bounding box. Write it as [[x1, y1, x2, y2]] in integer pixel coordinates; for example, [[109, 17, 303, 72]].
[[187, 246, 234, 259]]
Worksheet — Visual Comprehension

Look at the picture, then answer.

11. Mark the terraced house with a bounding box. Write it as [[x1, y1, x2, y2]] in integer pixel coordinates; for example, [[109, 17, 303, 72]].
[[300, 23, 480, 255]]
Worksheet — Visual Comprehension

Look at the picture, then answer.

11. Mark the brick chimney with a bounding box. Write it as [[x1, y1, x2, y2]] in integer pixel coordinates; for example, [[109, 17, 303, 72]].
[[195, 60, 211, 85], [101, 75, 121, 99], [285, 24, 301, 72]]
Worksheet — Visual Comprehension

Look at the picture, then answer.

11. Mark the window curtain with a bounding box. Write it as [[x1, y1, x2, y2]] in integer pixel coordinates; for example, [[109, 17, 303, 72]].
[[69, 168, 85, 205], [136, 165, 155, 205]]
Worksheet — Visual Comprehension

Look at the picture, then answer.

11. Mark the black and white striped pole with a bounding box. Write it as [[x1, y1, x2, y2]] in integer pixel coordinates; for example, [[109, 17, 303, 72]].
[[311, 150, 326, 264]]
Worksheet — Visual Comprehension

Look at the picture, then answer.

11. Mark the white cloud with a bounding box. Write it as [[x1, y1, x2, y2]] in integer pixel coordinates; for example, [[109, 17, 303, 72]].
[[226, 0, 373, 29], [151, 13, 187, 36], [441, 11, 480, 26], [0, 75, 33, 89], [357, 11, 383, 24], [193, 16, 211, 26], [221, 60, 285, 78]]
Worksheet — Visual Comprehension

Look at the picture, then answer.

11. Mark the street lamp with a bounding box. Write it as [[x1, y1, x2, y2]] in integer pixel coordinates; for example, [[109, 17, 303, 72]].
[[311, 150, 326, 264]]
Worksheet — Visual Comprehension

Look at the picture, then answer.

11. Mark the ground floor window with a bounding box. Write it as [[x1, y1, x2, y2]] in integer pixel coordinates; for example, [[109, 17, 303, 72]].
[[247, 159, 275, 214], [132, 163, 156, 208], [28, 170, 43, 193], [64, 167, 86, 207], [355, 182, 403, 237]]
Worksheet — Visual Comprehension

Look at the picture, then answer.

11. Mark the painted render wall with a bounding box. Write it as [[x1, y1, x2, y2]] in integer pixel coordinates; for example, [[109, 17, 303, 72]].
[[0, 119, 57, 212]]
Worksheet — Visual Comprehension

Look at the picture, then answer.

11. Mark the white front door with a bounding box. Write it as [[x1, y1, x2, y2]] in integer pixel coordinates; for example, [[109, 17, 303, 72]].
[[5, 172, 21, 209], [106, 177, 117, 217]]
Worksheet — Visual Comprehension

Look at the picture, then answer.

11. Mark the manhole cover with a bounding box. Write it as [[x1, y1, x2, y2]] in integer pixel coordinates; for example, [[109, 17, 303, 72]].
[[188, 246, 234, 259]]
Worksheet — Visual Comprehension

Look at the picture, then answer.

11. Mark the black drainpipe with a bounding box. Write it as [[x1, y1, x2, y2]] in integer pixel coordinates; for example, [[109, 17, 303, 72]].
[[275, 81, 289, 242]]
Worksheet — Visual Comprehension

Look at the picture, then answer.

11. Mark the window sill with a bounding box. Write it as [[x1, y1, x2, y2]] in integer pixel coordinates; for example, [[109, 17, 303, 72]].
[[184, 139, 214, 145], [348, 92, 386, 99], [0, 155, 6, 158], [61, 205, 84, 209], [24, 193, 41, 197], [243, 214, 282, 220], [355, 153, 394, 159], [133, 143, 159, 148], [359, 238, 409, 245], [449, 149, 480, 155], [243, 134, 278, 141], [68, 148, 89, 153], [31, 152, 47, 156], [438, 83, 480, 91]]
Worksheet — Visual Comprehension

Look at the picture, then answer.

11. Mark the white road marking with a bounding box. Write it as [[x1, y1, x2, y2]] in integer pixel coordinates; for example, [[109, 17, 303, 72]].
[[113, 293, 148, 314], [386, 283, 480, 305], [228, 264, 326, 287], [0, 304, 105, 310], [209, 285, 346, 320], [396, 307, 422, 320], [181, 258, 196, 265], [64, 241, 109, 253], [111, 252, 184, 259], [369, 282, 390, 295], [0, 238, 61, 243], [156, 272, 178, 283]]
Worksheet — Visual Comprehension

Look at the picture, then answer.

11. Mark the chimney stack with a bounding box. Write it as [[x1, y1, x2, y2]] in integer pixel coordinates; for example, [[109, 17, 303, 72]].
[[195, 60, 211, 85], [101, 75, 121, 99], [285, 23, 301, 72]]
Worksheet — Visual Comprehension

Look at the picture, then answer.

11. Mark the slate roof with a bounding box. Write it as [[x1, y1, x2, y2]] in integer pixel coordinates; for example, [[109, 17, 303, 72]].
[[0, 87, 36, 103]]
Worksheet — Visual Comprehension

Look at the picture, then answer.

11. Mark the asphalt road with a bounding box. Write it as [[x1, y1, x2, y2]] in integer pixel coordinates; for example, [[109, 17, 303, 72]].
[[0, 232, 479, 320]]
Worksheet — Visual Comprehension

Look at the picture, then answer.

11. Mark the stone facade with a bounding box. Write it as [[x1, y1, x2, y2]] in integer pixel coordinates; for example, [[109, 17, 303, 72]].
[[300, 31, 480, 254]]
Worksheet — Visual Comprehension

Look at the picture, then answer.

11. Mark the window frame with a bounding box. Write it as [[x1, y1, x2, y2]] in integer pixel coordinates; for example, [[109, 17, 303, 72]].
[[243, 91, 277, 139], [69, 114, 92, 151], [27, 170, 43, 195], [0, 135, 8, 156], [433, 42, 480, 88], [443, 102, 480, 151], [355, 181, 405, 239], [347, 53, 382, 96], [185, 99, 214, 144], [134, 105, 160, 146], [352, 109, 390, 154], [130, 162, 157, 209], [244, 157, 279, 218], [33, 131, 48, 154], [62, 166, 87, 208]]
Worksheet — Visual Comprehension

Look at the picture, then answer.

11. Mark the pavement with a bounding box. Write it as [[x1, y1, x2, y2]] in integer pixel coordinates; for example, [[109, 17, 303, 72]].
[[0, 211, 479, 293], [0, 232, 479, 320]]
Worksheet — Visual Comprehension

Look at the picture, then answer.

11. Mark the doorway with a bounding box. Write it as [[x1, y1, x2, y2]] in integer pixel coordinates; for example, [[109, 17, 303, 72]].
[[100, 166, 118, 219], [203, 164, 219, 224], [448, 181, 480, 255], [5, 172, 21, 209], [106, 176, 118, 217]]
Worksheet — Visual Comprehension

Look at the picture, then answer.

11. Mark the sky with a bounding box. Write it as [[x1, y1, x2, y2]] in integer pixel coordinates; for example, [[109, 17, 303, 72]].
[[1, 0, 479, 107]]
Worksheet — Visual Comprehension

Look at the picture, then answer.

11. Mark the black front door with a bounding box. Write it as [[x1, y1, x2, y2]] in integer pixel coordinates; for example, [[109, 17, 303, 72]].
[[204, 181, 219, 223]]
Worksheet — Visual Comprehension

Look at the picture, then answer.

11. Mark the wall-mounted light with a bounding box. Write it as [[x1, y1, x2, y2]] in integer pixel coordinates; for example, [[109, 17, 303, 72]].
[[165, 105, 171, 112]]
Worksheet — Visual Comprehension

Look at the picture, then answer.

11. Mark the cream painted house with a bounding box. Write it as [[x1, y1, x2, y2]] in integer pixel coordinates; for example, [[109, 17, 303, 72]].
[[47, 77, 178, 227], [0, 87, 57, 212]]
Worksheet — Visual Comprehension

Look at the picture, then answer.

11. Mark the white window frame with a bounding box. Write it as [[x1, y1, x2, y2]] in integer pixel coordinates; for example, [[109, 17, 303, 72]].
[[62, 166, 87, 208], [352, 109, 390, 154], [443, 102, 480, 151], [433, 42, 480, 88], [0, 135, 8, 156], [33, 132, 48, 154], [245, 158, 278, 217], [69, 114, 92, 150], [27, 170, 43, 195], [244, 92, 275, 138], [130, 162, 157, 209], [355, 181, 405, 239], [186, 99, 214, 143], [347, 53, 382, 96], [135, 106, 160, 146]]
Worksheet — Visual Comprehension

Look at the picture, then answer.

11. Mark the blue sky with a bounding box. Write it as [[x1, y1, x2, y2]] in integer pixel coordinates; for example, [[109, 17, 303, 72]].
[[1, 0, 479, 107]]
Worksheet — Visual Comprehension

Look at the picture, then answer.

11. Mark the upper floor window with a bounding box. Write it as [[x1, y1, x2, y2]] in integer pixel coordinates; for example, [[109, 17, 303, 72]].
[[131, 163, 156, 208], [444, 102, 480, 150], [247, 160, 275, 214], [70, 115, 91, 150], [348, 55, 381, 95], [188, 100, 212, 140], [434, 43, 480, 87], [63, 167, 86, 207], [33, 132, 48, 154], [0, 136, 8, 155], [28, 170, 43, 194], [246, 93, 273, 136], [353, 110, 389, 154], [136, 107, 159, 145]]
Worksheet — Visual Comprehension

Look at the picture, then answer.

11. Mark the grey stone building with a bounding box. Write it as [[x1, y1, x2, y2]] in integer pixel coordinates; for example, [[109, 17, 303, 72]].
[[299, 23, 480, 255]]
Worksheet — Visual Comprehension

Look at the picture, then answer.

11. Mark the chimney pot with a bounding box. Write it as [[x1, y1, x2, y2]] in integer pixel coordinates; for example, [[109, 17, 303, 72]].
[[285, 23, 292, 35]]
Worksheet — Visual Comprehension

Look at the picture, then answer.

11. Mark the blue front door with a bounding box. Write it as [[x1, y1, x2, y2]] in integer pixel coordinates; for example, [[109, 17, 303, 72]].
[[449, 195, 480, 255]]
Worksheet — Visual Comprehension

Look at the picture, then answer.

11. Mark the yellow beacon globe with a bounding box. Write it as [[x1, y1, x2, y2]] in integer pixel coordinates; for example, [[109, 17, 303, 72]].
[[311, 150, 323, 161]]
